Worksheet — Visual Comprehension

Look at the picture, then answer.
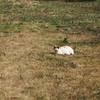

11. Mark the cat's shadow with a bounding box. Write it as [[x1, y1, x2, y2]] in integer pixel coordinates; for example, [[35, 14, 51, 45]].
[[49, 52, 55, 55]]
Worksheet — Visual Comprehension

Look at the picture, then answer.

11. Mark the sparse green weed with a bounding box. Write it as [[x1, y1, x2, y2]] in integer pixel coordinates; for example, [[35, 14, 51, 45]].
[[63, 38, 71, 44], [46, 56, 55, 60]]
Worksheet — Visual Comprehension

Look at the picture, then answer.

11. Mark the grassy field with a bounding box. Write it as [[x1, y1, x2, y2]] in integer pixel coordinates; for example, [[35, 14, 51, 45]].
[[0, 0, 100, 100]]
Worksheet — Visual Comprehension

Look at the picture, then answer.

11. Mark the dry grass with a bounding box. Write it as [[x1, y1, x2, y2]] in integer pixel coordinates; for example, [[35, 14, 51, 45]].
[[0, 0, 100, 100]]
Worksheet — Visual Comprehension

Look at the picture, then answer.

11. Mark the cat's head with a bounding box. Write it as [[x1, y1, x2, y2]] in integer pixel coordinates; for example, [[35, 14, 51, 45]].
[[54, 45, 60, 52]]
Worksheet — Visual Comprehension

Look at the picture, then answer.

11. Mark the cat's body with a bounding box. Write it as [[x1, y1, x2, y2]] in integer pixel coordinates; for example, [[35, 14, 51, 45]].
[[54, 45, 74, 55]]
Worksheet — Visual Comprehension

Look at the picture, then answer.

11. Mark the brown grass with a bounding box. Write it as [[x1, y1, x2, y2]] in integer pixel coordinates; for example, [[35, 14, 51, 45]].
[[0, 31, 100, 100]]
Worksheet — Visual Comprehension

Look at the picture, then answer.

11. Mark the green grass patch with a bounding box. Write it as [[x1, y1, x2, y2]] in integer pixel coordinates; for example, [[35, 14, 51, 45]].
[[46, 56, 55, 60], [0, 0, 100, 33]]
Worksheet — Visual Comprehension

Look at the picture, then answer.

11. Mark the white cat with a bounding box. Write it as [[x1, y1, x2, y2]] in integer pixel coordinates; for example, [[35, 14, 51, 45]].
[[54, 45, 74, 55]]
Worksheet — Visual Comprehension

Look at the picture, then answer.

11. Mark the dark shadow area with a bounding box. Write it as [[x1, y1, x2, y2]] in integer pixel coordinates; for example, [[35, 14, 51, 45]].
[[36, 0, 96, 2], [64, 0, 96, 2]]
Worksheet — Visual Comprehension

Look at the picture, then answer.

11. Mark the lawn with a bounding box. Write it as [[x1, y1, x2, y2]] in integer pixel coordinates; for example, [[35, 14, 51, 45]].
[[0, 0, 100, 100]]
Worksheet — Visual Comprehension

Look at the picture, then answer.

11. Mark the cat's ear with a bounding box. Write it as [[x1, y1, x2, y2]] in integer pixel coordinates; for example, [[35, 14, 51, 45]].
[[54, 45, 57, 48], [57, 46, 60, 49], [54, 45, 57, 49]]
